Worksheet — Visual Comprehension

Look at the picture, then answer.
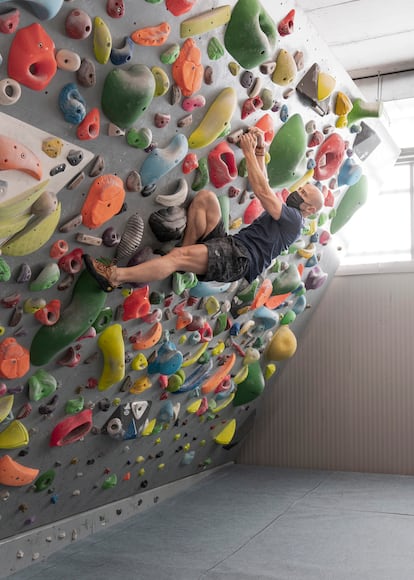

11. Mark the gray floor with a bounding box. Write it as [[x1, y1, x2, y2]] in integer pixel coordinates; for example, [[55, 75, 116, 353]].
[[8, 464, 414, 579]]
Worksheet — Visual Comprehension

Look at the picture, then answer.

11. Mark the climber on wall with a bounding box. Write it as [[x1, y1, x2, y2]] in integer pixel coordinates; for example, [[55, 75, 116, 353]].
[[83, 128, 324, 292]]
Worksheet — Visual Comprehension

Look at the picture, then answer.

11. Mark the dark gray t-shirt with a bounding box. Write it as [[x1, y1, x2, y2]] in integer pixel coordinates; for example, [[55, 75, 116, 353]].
[[233, 204, 302, 282]]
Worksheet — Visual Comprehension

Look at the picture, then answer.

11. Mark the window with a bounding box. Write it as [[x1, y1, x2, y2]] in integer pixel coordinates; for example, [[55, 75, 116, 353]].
[[337, 97, 414, 270]]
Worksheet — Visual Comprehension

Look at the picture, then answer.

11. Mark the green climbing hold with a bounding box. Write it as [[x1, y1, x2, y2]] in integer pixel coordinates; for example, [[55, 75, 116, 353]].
[[267, 114, 307, 188], [65, 396, 85, 415], [233, 360, 265, 406], [207, 37, 224, 60], [34, 469, 55, 492], [102, 474, 118, 489], [0, 258, 11, 282], [224, 0, 277, 69], [330, 175, 368, 234], [271, 263, 302, 295], [101, 64, 156, 129], [30, 271, 107, 366], [29, 369, 57, 401], [192, 157, 209, 191]]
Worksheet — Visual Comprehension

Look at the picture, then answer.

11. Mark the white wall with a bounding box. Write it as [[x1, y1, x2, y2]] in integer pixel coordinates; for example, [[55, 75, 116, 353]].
[[238, 271, 414, 474]]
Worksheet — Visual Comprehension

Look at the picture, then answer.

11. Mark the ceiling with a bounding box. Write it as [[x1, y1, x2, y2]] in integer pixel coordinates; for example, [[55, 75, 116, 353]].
[[296, 0, 414, 79]]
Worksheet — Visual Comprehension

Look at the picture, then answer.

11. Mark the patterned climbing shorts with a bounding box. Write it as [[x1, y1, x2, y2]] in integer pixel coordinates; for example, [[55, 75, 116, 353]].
[[197, 220, 250, 282]]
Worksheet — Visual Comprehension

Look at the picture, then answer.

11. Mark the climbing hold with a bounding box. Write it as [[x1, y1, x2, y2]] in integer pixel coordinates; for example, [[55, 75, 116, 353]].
[[50, 409, 93, 447], [214, 419, 236, 445], [0, 134, 42, 182], [34, 299, 61, 326], [233, 360, 265, 405], [98, 324, 125, 390], [154, 113, 171, 128], [330, 175, 368, 234], [65, 8, 92, 39], [166, 0, 196, 16], [305, 265, 328, 290], [265, 325, 297, 361], [224, 0, 277, 69], [172, 38, 203, 97], [267, 114, 307, 188], [30, 271, 107, 366], [155, 178, 188, 207], [93, 17, 112, 64], [81, 174, 125, 229], [161, 43, 180, 64], [347, 98, 383, 126], [0, 78, 21, 105], [207, 37, 224, 60], [140, 133, 188, 192], [0, 420, 29, 448], [123, 287, 151, 321], [115, 212, 145, 262], [7, 23, 57, 90], [59, 83, 86, 124], [34, 469, 55, 492], [278, 9, 295, 36], [130, 322, 162, 350], [314, 133, 345, 181], [208, 142, 238, 189], [101, 64, 155, 129], [147, 340, 183, 376], [296, 63, 330, 116], [149, 206, 187, 242], [152, 67, 170, 97], [110, 36, 134, 66], [0, 455, 39, 487], [0, 8, 20, 34], [180, 5, 231, 38], [272, 49, 297, 86], [77, 58, 96, 88], [337, 158, 363, 187], [188, 87, 237, 149], [131, 21, 171, 46], [182, 94, 206, 112], [107, 0, 125, 18], [77, 108, 100, 140], [56, 49, 81, 72]]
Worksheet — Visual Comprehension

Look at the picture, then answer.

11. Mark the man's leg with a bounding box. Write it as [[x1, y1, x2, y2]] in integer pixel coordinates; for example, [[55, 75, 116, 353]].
[[181, 189, 221, 246], [84, 244, 209, 291]]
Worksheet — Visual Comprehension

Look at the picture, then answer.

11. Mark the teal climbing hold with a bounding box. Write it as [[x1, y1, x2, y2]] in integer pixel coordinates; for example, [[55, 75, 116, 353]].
[[140, 133, 188, 192]]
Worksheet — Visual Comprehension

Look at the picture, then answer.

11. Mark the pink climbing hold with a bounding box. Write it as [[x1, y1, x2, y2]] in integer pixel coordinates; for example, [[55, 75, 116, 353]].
[[0, 8, 20, 34], [241, 96, 263, 120], [182, 95, 206, 112], [207, 141, 238, 189], [278, 9, 295, 36], [106, 0, 125, 18], [244, 197, 264, 225]]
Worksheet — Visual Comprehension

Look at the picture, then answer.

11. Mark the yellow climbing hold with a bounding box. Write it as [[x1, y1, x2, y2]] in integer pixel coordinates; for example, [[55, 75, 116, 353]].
[[213, 393, 235, 413], [335, 91, 353, 116], [265, 325, 297, 361], [297, 243, 316, 260], [288, 169, 315, 192], [97, 324, 125, 391], [265, 363, 276, 380], [214, 419, 236, 445], [130, 375, 152, 394], [182, 342, 208, 367], [141, 417, 157, 436], [211, 341, 225, 356], [1, 202, 61, 256], [93, 17, 112, 65], [188, 87, 237, 149], [233, 365, 249, 384], [0, 180, 49, 221], [151, 66, 170, 97], [131, 353, 148, 371], [180, 5, 232, 38], [272, 49, 297, 86], [317, 71, 336, 101], [205, 296, 220, 316], [0, 420, 29, 449], [186, 399, 202, 414], [0, 395, 14, 423]]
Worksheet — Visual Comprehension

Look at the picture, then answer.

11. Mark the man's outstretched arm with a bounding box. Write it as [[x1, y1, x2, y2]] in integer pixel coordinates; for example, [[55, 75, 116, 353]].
[[239, 131, 283, 221]]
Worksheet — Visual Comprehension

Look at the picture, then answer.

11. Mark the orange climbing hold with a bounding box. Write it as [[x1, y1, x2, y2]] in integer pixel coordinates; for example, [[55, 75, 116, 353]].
[[0, 337, 30, 379], [201, 353, 236, 394], [254, 113, 275, 144], [250, 278, 273, 310], [131, 22, 171, 46], [166, 0, 196, 16], [0, 455, 39, 487], [81, 174, 125, 229], [172, 38, 203, 97]]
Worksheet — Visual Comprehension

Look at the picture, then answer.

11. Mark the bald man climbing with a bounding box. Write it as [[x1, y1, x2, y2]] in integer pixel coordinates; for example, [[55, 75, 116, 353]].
[[83, 128, 324, 292]]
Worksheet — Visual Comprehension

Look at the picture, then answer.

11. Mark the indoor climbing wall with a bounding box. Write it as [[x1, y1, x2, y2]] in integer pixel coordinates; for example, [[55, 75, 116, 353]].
[[0, 0, 397, 564]]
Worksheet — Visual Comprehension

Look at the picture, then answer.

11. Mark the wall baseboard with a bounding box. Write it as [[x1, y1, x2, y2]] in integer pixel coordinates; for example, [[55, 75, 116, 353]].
[[0, 464, 232, 578]]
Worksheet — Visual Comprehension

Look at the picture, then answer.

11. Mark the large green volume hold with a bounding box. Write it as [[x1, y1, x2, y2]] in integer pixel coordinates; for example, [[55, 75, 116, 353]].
[[224, 0, 277, 69], [267, 114, 307, 188], [30, 271, 107, 366], [330, 175, 368, 234]]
